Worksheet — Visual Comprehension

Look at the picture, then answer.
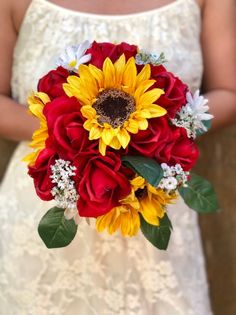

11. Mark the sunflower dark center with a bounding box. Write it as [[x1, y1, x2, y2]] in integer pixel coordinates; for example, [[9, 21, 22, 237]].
[[135, 187, 148, 200], [93, 88, 135, 128]]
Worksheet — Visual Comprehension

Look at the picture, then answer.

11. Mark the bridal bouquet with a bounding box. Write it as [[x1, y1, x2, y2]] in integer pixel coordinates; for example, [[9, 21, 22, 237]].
[[24, 41, 218, 250]]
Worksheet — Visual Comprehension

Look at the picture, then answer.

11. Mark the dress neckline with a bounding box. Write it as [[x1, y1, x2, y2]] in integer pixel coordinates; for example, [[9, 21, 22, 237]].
[[35, 0, 200, 19]]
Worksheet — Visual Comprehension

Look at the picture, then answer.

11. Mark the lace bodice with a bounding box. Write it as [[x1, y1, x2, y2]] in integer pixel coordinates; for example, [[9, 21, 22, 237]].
[[11, 0, 202, 105], [0, 1, 213, 314]]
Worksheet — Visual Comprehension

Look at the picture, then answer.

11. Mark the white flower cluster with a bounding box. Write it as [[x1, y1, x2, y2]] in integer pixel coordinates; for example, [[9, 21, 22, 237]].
[[135, 50, 167, 66], [57, 40, 92, 72], [50, 159, 78, 212], [172, 90, 213, 139], [158, 163, 189, 191]]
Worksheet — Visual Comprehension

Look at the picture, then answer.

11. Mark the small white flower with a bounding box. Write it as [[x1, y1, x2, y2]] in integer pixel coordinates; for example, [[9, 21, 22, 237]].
[[186, 90, 213, 122], [57, 40, 92, 71], [159, 163, 189, 191], [162, 177, 178, 190], [64, 207, 80, 225], [174, 164, 182, 174], [172, 90, 214, 138]]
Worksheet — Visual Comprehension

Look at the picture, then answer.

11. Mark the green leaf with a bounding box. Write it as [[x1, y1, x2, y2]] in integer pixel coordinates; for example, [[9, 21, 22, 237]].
[[196, 119, 212, 136], [140, 214, 172, 250], [38, 207, 78, 248], [122, 156, 163, 187], [178, 173, 219, 213]]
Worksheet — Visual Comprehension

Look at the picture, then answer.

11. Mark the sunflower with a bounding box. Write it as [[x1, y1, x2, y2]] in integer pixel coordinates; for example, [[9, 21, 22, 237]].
[[23, 92, 50, 165], [63, 54, 167, 155], [96, 176, 176, 237]]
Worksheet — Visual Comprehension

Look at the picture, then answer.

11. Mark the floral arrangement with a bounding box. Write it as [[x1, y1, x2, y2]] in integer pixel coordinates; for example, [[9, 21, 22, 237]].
[[24, 41, 218, 250]]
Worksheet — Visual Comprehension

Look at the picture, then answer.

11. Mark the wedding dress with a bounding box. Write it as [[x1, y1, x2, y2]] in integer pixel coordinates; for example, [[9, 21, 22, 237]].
[[0, 0, 213, 314]]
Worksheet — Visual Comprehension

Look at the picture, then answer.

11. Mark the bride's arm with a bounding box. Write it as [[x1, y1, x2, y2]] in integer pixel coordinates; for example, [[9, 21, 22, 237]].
[[201, 0, 236, 129], [0, 0, 38, 142]]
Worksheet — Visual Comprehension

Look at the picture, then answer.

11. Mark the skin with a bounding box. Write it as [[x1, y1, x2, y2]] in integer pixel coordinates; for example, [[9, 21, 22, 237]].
[[0, 0, 235, 141]]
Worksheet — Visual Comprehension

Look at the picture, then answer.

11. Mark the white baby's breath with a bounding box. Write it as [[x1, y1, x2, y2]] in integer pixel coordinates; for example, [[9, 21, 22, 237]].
[[172, 90, 213, 138], [57, 40, 92, 71], [158, 163, 189, 191], [50, 159, 79, 222], [135, 50, 167, 66]]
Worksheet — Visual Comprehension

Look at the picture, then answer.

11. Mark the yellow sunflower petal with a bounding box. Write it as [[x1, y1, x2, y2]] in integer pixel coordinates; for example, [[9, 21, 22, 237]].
[[83, 119, 97, 131], [103, 57, 116, 88], [114, 54, 126, 86], [125, 119, 139, 134], [22, 150, 41, 166], [134, 109, 153, 119], [131, 176, 146, 189], [81, 105, 97, 119], [120, 212, 131, 236], [136, 64, 151, 85], [137, 118, 148, 130], [120, 209, 140, 236], [134, 80, 156, 103], [122, 57, 137, 93], [65, 75, 95, 102], [96, 210, 114, 232], [99, 139, 107, 156], [63, 83, 90, 105], [63, 82, 77, 98], [151, 199, 166, 218], [116, 128, 130, 149], [137, 88, 164, 107], [36, 92, 50, 104], [88, 64, 104, 88], [109, 136, 122, 150], [78, 65, 99, 96], [140, 198, 162, 226], [121, 190, 140, 210], [109, 216, 122, 234], [143, 104, 167, 118], [101, 128, 115, 145], [89, 126, 102, 140], [28, 92, 50, 118]]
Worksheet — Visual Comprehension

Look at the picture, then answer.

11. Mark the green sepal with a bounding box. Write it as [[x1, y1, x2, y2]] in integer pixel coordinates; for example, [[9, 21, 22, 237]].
[[38, 207, 78, 248], [122, 156, 163, 187], [140, 213, 172, 250], [178, 173, 219, 213]]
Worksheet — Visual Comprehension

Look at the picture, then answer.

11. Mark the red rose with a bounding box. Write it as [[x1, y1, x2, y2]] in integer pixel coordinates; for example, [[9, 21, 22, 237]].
[[86, 41, 138, 68], [38, 66, 69, 99], [129, 116, 198, 171], [77, 152, 131, 217], [44, 96, 98, 160], [28, 148, 56, 201], [154, 128, 199, 171], [151, 65, 188, 118], [129, 117, 171, 158]]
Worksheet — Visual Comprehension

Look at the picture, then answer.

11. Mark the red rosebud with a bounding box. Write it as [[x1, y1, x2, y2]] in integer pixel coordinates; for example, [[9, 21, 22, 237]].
[[86, 41, 138, 68], [28, 148, 56, 201], [38, 66, 69, 99], [77, 152, 131, 217], [151, 65, 188, 118], [43, 96, 98, 160]]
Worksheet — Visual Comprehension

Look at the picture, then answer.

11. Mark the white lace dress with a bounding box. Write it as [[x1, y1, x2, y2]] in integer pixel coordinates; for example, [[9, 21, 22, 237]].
[[0, 0, 213, 314]]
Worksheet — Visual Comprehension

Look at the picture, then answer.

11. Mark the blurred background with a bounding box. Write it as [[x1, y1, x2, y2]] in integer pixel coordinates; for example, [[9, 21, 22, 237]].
[[0, 124, 236, 315], [195, 125, 236, 315]]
